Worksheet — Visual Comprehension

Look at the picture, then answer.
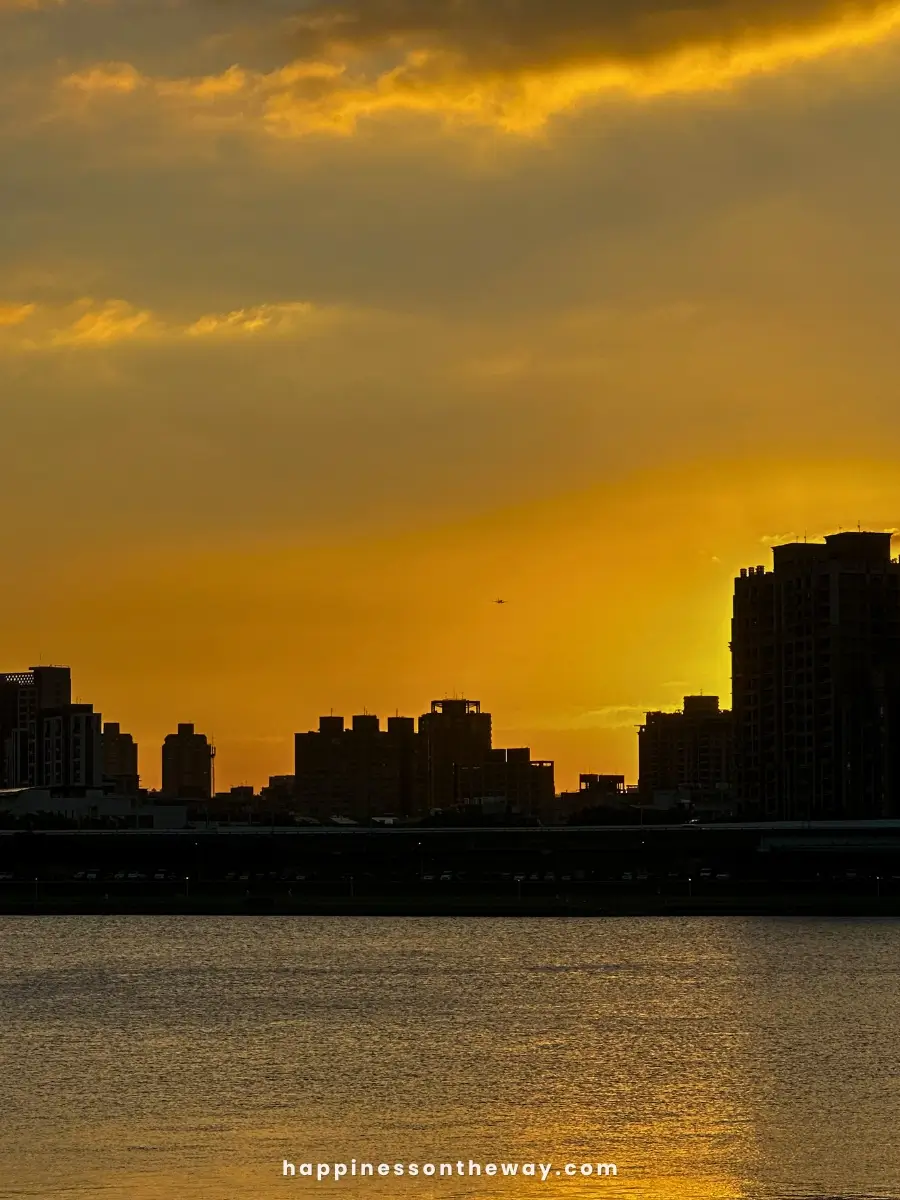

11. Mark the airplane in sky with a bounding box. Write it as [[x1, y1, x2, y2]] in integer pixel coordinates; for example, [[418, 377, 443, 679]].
[[493, 599, 507, 605]]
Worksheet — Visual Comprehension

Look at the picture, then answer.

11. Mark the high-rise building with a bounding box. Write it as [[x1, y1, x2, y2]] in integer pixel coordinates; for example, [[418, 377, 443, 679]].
[[0, 667, 101, 789], [37, 703, 102, 789], [293, 699, 547, 822], [161, 723, 213, 800], [102, 722, 140, 794], [0, 677, 25, 788], [294, 713, 424, 822], [418, 699, 492, 809], [731, 532, 900, 819], [638, 696, 733, 798]]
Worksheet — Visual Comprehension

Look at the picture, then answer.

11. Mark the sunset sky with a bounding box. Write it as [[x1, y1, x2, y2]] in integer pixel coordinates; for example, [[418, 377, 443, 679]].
[[3, 0, 900, 790]]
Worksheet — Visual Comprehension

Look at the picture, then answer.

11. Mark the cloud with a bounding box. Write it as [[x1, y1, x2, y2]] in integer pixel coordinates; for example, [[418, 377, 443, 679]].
[[759, 531, 802, 544], [0, 297, 343, 350], [284, 0, 892, 70], [64, 63, 143, 94], [274, 0, 900, 124], [0, 303, 36, 326], [577, 705, 655, 728], [183, 301, 317, 337], [50, 299, 157, 346], [55, 1, 900, 138], [529, 705, 660, 731], [0, 0, 66, 9]]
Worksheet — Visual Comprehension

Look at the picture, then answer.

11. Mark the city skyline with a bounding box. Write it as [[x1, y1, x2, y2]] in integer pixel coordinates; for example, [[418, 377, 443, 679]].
[[5, 526, 899, 796], [5, 1, 900, 793]]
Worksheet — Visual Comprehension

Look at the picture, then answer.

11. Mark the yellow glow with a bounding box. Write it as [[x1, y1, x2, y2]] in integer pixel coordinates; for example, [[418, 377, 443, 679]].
[[13, 456, 900, 791], [9, 0, 900, 807]]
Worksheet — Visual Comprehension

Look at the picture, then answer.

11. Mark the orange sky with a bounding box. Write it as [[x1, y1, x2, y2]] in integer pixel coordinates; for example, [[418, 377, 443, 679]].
[[3, 0, 900, 789]]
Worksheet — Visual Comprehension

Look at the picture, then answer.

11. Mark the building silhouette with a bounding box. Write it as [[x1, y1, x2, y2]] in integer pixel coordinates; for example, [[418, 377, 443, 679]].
[[0, 667, 102, 789], [294, 713, 423, 822], [293, 699, 553, 823], [577, 774, 628, 801], [638, 695, 733, 800], [556, 774, 631, 821], [456, 747, 555, 819], [732, 531, 900, 819], [162, 722, 213, 800], [38, 703, 102, 789], [418, 699, 492, 809], [101, 722, 139, 794], [260, 775, 295, 809]]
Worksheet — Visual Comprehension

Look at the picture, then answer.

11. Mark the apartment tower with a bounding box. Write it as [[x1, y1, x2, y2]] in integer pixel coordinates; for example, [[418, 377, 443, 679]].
[[731, 532, 900, 819]]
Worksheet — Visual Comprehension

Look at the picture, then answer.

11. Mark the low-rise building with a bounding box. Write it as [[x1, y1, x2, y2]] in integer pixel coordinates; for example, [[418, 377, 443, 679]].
[[556, 774, 632, 822], [0, 786, 187, 829], [456, 748, 555, 820]]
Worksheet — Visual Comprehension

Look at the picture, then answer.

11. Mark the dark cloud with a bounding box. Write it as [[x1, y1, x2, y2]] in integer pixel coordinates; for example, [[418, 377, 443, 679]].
[[284, 0, 884, 72]]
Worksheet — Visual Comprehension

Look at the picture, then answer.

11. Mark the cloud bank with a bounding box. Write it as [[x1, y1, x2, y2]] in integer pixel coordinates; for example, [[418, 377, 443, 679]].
[[55, 0, 900, 137], [284, 0, 892, 71]]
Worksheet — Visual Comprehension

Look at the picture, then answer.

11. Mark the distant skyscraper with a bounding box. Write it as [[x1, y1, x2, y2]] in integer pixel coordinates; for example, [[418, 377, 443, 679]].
[[732, 532, 900, 819], [162, 723, 213, 800], [102, 722, 140, 794], [638, 696, 733, 798], [0, 666, 101, 789]]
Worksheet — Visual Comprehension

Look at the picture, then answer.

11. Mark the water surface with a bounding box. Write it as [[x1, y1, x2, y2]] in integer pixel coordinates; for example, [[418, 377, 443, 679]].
[[1, 916, 897, 1199]]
